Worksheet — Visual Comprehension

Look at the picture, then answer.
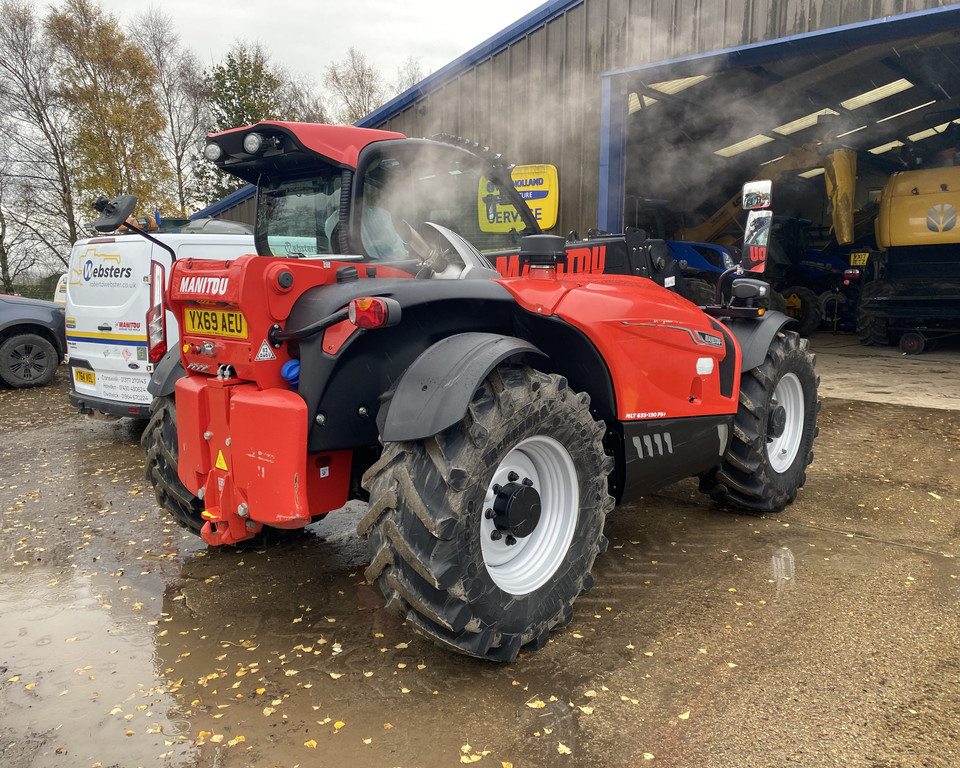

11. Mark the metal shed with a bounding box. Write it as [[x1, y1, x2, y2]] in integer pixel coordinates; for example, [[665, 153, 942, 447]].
[[197, 0, 960, 237]]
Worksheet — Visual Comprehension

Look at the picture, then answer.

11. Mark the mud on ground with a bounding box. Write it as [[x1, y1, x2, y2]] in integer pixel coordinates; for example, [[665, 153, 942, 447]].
[[1, 337, 958, 768]]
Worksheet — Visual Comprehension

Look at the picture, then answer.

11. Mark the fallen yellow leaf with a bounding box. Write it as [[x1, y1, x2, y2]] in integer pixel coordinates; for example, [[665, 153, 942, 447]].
[[678, 711, 691, 720], [304, 739, 317, 748], [526, 700, 546, 709], [558, 742, 572, 755]]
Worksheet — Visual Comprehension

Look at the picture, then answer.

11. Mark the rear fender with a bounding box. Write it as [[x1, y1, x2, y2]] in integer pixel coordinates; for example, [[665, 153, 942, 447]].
[[378, 333, 545, 442], [147, 348, 185, 397], [725, 310, 793, 372]]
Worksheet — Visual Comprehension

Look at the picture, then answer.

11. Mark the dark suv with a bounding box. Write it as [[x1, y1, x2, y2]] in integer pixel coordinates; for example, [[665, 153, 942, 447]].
[[0, 294, 66, 388]]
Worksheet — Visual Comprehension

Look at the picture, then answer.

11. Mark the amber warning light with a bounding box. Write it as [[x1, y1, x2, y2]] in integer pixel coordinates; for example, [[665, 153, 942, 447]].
[[347, 297, 402, 329]]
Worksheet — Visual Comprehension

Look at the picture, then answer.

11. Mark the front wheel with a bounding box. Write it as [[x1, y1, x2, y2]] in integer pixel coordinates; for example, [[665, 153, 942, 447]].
[[359, 365, 614, 661], [702, 330, 819, 512]]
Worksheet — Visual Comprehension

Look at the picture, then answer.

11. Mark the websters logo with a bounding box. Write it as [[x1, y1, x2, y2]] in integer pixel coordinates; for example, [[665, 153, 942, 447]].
[[83, 259, 133, 280], [927, 204, 957, 233], [178, 276, 229, 296]]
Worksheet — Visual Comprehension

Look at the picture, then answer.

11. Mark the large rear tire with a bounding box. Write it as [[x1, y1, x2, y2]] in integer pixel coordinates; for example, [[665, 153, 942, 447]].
[[359, 365, 614, 661], [780, 285, 822, 337], [856, 279, 895, 346], [681, 277, 717, 307], [142, 394, 205, 534], [703, 331, 819, 513]]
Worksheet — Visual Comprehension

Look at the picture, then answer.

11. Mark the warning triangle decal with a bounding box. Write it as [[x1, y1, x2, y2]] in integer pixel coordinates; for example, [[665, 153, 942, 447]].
[[215, 450, 228, 471], [255, 340, 277, 361]]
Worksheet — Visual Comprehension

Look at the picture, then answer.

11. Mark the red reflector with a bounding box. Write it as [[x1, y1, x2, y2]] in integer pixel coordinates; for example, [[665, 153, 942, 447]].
[[348, 297, 392, 329]]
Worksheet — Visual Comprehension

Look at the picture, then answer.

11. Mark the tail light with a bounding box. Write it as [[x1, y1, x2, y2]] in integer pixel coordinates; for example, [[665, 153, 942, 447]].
[[347, 297, 401, 329], [843, 268, 860, 286], [146, 260, 167, 363]]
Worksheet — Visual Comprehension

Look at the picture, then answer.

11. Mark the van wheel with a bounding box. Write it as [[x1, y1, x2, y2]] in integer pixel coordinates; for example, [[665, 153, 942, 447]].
[[142, 394, 205, 534], [0, 333, 58, 388]]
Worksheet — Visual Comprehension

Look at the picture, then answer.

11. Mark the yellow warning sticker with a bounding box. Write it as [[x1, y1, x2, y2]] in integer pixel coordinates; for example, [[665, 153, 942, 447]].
[[216, 450, 228, 471]]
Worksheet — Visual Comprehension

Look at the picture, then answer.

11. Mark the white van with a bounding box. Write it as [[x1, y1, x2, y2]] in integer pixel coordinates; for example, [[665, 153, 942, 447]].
[[65, 228, 255, 417], [53, 273, 68, 305]]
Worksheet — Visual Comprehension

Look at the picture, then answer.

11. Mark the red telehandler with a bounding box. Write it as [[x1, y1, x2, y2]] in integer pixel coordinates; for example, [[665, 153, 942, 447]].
[[93, 122, 818, 660]]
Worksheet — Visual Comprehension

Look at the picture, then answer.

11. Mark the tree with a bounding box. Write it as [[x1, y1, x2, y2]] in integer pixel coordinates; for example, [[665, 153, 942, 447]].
[[197, 40, 328, 205], [325, 47, 387, 124], [46, 0, 172, 212], [207, 42, 287, 134], [394, 56, 425, 95], [130, 9, 209, 216], [0, 0, 78, 289]]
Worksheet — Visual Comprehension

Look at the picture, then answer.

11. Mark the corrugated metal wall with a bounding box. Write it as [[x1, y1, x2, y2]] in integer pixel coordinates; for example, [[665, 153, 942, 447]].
[[374, 0, 950, 235], [215, 195, 256, 226]]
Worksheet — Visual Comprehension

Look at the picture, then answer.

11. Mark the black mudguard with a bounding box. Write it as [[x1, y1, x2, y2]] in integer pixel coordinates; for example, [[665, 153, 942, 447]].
[[377, 332, 545, 442], [725, 310, 793, 372], [147, 348, 186, 398]]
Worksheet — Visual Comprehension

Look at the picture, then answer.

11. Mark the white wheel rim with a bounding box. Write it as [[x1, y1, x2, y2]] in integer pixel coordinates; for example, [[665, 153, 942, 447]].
[[480, 435, 579, 595], [768, 372, 804, 473]]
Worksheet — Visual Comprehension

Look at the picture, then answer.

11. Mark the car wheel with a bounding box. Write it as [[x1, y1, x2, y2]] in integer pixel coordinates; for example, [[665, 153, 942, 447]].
[[0, 332, 58, 388]]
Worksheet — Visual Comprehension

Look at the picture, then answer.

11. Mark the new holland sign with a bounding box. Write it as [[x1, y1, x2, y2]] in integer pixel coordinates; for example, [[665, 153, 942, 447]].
[[479, 164, 559, 232]]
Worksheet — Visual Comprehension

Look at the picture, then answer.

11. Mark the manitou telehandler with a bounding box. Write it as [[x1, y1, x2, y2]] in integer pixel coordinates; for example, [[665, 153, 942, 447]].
[[96, 122, 818, 660]]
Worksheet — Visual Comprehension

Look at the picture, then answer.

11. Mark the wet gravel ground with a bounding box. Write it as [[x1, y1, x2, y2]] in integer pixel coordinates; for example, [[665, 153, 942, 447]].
[[1, 338, 958, 768]]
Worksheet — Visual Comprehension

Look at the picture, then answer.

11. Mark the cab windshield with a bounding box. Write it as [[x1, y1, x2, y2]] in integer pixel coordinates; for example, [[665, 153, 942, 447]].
[[256, 173, 342, 257], [355, 141, 536, 258], [255, 142, 537, 261]]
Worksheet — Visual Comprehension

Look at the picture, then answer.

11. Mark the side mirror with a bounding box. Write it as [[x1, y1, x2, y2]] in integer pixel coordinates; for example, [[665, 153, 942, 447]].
[[742, 210, 773, 273], [741, 180, 772, 211], [740, 181, 772, 273], [91, 194, 138, 233]]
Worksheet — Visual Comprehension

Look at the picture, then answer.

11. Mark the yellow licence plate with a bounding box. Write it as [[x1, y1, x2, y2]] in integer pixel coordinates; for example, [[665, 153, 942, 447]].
[[184, 308, 248, 338], [849, 252, 870, 266], [74, 368, 95, 385]]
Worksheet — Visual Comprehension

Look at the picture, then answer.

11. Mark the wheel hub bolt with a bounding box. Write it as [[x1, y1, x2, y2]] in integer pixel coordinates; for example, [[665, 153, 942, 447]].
[[484, 508, 496, 520], [505, 535, 517, 546], [492, 484, 502, 495], [490, 530, 503, 541], [507, 471, 519, 482], [522, 477, 533, 487]]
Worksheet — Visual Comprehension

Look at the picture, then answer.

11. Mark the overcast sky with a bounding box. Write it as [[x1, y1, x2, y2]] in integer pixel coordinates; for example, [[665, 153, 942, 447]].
[[97, 0, 550, 90]]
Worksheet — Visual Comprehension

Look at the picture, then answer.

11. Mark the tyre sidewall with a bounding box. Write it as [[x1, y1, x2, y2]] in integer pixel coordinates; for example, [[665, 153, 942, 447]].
[[746, 334, 818, 499], [439, 383, 608, 637], [0, 333, 57, 388]]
